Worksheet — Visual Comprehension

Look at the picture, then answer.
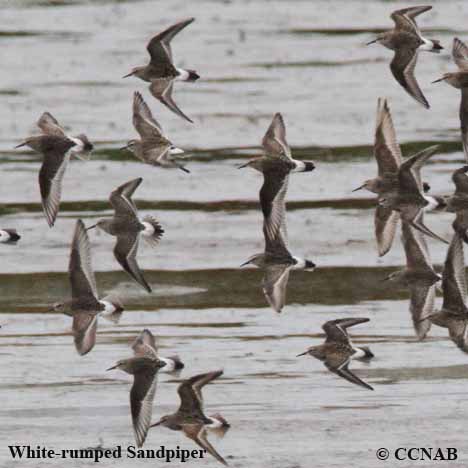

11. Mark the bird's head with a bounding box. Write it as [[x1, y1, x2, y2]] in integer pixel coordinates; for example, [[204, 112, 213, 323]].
[[352, 179, 377, 193], [366, 33, 387, 46], [297, 346, 322, 359], [120, 140, 138, 153], [106, 359, 127, 372], [150, 415, 169, 428], [122, 66, 145, 79]]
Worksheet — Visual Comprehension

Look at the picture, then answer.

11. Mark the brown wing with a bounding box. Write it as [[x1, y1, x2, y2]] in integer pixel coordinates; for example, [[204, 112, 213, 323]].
[[390, 48, 429, 109], [109, 177, 142, 218], [130, 368, 158, 447], [409, 283, 435, 339], [402, 207, 448, 245], [448, 318, 468, 353], [401, 220, 433, 271], [114, 234, 151, 293], [374, 98, 402, 175], [453, 209, 468, 242], [182, 425, 228, 466], [69, 219, 99, 301], [132, 91, 166, 141], [390, 6, 432, 34], [72, 312, 98, 356], [374, 205, 400, 257], [132, 329, 158, 358], [442, 232, 467, 312], [37, 112, 66, 137], [453, 166, 468, 195], [453, 37, 468, 71], [177, 370, 223, 416], [262, 264, 291, 313], [398, 145, 439, 193], [141, 141, 172, 164], [460, 89, 468, 161], [322, 318, 369, 344], [147, 18, 194, 65], [328, 362, 374, 390], [150, 80, 193, 124], [39, 138, 75, 227], [262, 113, 292, 160], [260, 168, 291, 256]]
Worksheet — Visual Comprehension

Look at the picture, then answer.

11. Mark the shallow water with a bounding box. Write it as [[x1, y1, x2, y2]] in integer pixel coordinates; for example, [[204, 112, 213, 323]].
[[2, 0, 468, 467]]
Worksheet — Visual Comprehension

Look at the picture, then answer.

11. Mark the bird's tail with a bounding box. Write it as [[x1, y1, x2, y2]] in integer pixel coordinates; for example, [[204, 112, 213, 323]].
[[424, 39, 443, 53], [141, 216, 164, 247], [100, 295, 124, 324]]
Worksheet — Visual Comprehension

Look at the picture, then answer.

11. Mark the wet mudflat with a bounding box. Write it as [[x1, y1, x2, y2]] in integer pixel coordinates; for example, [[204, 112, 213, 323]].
[[2, 0, 468, 467]]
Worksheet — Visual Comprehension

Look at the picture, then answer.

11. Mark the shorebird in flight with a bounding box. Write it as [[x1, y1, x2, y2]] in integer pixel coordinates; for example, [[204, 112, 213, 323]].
[[353, 98, 432, 256], [132, 329, 184, 374], [433, 38, 468, 161], [239, 113, 315, 173], [297, 318, 374, 390], [151, 370, 230, 466], [427, 232, 468, 352], [383, 220, 440, 339], [107, 329, 167, 447], [87, 178, 164, 293], [50, 219, 124, 355], [123, 18, 199, 123], [16, 134, 77, 227], [367, 6, 442, 108], [37, 112, 94, 160], [378, 144, 447, 244], [122, 92, 189, 172], [0, 229, 20, 244], [240, 114, 315, 312]]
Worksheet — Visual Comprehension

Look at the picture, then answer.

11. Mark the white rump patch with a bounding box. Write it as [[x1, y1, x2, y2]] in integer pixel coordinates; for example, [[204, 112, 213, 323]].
[[423, 196, 439, 211], [351, 347, 366, 360], [160, 357, 176, 372], [141, 221, 155, 236], [175, 68, 190, 81], [292, 160, 306, 172], [292, 257, 306, 269], [419, 37, 434, 51], [99, 300, 116, 314], [206, 417, 223, 429], [70, 137, 85, 152], [0, 230, 10, 242], [169, 147, 184, 155]]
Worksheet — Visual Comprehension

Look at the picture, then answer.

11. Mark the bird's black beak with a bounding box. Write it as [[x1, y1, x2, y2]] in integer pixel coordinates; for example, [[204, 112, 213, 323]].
[[86, 224, 97, 231], [380, 276, 390, 282], [119, 145, 129, 151], [15, 142, 26, 148], [150, 421, 162, 428], [366, 39, 377, 46], [352, 184, 365, 192], [122, 72, 134, 78], [296, 351, 308, 357], [431, 78, 444, 84], [106, 365, 117, 371]]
